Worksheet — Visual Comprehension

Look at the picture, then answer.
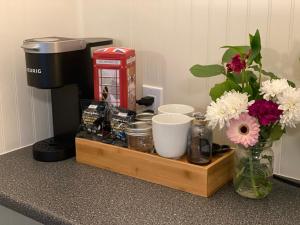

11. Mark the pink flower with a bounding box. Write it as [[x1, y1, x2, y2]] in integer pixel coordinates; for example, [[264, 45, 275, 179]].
[[226, 113, 260, 148], [226, 54, 246, 73]]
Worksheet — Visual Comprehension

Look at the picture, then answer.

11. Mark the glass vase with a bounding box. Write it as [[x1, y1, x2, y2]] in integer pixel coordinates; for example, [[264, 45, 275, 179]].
[[233, 141, 273, 199]]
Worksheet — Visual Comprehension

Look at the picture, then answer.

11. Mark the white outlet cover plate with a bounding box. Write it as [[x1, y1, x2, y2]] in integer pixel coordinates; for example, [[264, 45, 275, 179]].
[[142, 85, 163, 113]]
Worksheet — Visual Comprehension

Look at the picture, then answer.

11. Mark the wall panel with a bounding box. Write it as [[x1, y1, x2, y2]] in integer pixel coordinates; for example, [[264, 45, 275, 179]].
[[0, 0, 81, 154]]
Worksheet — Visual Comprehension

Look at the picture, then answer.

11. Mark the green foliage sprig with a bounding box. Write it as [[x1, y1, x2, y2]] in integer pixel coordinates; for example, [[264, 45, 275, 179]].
[[190, 30, 295, 102]]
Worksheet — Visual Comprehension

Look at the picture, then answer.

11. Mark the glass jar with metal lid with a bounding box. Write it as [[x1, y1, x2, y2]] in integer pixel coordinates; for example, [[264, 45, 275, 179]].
[[187, 112, 213, 165], [135, 112, 154, 124], [126, 122, 153, 153]]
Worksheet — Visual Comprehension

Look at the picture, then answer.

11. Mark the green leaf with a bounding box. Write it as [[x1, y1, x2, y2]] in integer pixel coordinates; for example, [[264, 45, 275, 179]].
[[221, 45, 250, 54], [244, 71, 258, 82], [248, 30, 262, 65], [221, 46, 250, 64], [209, 79, 241, 101], [250, 65, 296, 88], [227, 72, 241, 83], [227, 71, 257, 84], [244, 84, 253, 96], [190, 64, 225, 77], [209, 82, 228, 101], [261, 70, 277, 79], [248, 74, 261, 100], [249, 73, 258, 82], [287, 80, 296, 88], [250, 65, 278, 79], [270, 124, 285, 141], [222, 48, 238, 64], [260, 126, 271, 141], [227, 78, 242, 91]]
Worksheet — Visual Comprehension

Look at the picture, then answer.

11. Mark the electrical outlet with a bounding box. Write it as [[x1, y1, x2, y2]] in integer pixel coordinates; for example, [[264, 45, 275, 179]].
[[143, 85, 163, 113]]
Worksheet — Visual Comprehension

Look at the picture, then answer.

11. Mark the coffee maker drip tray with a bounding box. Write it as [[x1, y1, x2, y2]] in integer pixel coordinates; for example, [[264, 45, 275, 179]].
[[32, 135, 75, 162]]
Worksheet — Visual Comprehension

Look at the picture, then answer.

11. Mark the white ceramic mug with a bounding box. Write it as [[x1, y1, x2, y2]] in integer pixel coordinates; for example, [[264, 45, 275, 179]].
[[152, 113, 192, 159], [158, 104, 195, 116]]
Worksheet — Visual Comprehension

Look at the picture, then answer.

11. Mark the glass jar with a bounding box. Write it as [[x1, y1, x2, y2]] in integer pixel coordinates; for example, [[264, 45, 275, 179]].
[[187, 113, 212, 165], [233, 141, 273, 199], [135, 112, 154, 124], [126, 122, 153, 153]]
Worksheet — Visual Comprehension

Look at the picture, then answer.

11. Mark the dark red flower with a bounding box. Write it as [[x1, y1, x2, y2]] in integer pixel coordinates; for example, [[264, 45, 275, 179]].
[[226, 54, 246, 73], [248, 99, 283, 126]]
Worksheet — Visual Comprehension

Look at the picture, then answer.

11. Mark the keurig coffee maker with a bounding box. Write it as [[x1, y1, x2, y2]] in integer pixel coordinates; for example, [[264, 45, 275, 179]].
[[22, 37, 113, 162]]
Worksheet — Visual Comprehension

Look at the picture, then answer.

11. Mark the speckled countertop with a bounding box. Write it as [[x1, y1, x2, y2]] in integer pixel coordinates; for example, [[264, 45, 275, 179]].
[[0, 146, 299, 225]]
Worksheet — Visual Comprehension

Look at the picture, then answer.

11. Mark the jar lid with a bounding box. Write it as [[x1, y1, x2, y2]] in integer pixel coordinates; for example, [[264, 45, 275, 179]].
[[135, 112, 154, 122], [126, 122, 152, 134], [192, 112, 207, 125]]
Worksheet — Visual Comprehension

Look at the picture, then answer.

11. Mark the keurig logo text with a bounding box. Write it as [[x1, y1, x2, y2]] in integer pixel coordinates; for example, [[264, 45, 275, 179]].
[[27, 68, 42, 74]]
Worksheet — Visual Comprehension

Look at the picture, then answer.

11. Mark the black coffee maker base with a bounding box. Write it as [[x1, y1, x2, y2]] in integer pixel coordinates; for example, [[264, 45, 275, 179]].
[[32, 136, 75, 162]]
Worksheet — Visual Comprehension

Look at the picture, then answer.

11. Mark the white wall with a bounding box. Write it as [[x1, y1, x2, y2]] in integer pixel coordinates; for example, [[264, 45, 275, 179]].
[[0, 0, 82, 153], [80, 0, 300, 180], [0, 0, 299, 180]]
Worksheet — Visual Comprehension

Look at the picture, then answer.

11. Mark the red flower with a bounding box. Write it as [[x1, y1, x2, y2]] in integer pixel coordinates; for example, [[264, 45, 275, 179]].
[[248, 99, 283, 126], [226, 54, 246, 73]]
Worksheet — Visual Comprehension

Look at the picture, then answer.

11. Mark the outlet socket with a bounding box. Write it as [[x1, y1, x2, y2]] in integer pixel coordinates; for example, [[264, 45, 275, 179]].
[[142, 85, 163, 113]]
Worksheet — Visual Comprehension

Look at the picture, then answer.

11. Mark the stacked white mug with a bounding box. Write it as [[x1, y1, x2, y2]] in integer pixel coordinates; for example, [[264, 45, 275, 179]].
[[152, 104, 194, 159]]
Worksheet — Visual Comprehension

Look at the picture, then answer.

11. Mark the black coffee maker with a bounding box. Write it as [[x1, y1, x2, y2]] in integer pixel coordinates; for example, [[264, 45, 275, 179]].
[[22, 37, 113, 162]]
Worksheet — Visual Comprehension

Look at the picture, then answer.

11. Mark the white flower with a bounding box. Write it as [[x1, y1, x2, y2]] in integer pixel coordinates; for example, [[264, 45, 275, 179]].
[[277, 88, 300, 128], [260, 79, 291, 100], [205, 91, 250, 129]]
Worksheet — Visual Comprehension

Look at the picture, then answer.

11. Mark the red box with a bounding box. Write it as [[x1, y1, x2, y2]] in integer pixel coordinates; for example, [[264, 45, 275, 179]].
[[93, 47, 136, 111]]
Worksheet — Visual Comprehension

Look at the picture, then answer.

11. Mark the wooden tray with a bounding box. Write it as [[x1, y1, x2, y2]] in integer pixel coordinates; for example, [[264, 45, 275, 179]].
[[75, 138, 234, 197]]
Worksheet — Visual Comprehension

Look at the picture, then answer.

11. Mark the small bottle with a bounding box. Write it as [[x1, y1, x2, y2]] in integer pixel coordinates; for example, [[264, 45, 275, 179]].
[[187, 112, 212, 165]]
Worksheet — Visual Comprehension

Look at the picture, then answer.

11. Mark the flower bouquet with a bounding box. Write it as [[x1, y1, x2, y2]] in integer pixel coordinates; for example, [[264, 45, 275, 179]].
[[190, 30, 300, 199]]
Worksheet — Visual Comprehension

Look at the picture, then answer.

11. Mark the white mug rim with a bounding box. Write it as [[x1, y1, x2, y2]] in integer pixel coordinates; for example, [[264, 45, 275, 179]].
[[158, 104, 195, 115], [152, 113, 192, 125]]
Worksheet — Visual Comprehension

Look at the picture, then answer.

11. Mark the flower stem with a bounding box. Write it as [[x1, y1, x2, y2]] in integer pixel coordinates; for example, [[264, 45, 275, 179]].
[[234, 166, 246, 188], [236, 166, 245, 179], [258, 65, 262, 87], [242, 70, 245, 89], [249, 150, 260, 197]]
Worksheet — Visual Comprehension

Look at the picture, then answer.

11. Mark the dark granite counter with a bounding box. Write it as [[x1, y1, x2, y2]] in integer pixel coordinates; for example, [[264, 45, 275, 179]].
[[0, 146, 299, 225]]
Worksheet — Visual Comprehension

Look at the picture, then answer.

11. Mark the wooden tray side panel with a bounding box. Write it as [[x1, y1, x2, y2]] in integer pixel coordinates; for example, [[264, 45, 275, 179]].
[[76, 138, 234, 197], [76, 138, 207, 196], [206, 151, 234, 197]]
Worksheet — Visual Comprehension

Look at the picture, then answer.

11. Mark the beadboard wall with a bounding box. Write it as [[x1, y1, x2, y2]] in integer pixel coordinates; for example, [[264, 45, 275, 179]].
[[79, 0, 300, 180], [0, 0, 81, 153], [0, 0, 299, 180]]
